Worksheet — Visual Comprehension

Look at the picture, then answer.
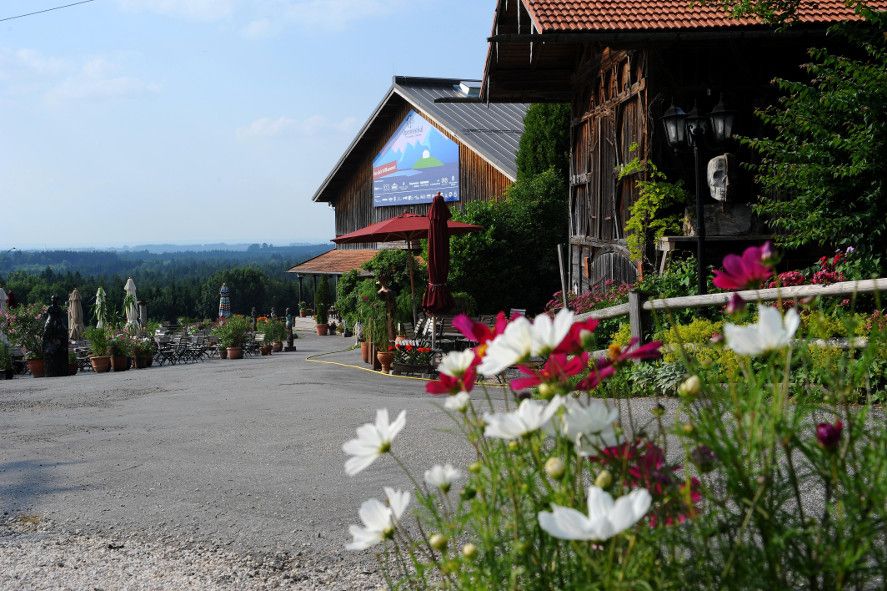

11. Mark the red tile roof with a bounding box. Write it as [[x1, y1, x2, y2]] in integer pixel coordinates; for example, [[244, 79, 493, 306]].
[[287, 249, 377, 276], [522, 0, 883, 32]]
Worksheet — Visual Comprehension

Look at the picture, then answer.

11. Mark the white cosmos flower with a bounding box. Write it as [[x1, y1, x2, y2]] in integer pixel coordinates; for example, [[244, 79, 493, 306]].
[[424, 463, 462, 492], [342, 409, 406, 476], [477, 316, 533, 376], [724, 306, 800, 357], [346, 487, 411, 551], [444, 391, 471, 412], [531, 308, 574, 356], [437, 349, 475, 378], [538, 486, 651, 541], [483, 396, 564, 440], [550, 398, 620, 454]]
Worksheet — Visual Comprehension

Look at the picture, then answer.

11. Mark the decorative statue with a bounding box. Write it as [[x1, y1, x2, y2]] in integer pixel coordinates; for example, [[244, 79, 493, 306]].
[[270, 307, 277, 320], [284, 307, 296, 351], [42, 296, 69, 377], [707, 153, 737, 203]]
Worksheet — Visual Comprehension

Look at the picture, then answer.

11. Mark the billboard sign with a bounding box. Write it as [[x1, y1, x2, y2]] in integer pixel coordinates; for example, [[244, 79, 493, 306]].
[[372, 110, 460, 207]]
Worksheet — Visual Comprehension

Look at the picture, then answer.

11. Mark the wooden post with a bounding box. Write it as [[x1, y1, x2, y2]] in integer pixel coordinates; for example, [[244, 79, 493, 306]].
[[557, 244, 569, 310], [628, 290, 647, 344]]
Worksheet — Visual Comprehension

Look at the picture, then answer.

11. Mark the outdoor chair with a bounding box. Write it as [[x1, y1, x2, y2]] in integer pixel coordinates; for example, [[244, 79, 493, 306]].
[[244, 333, 263, 357]]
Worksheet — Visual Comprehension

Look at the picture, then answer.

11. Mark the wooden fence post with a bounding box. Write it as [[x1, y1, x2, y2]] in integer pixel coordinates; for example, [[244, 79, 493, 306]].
[[628, 290, 648, 344]]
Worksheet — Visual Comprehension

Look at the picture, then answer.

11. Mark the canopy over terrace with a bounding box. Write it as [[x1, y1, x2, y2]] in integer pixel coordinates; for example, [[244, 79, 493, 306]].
[[287, 249, 377, 308]]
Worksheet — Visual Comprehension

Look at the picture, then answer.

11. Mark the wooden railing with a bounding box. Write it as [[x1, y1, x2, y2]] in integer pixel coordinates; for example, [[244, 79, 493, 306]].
[[576, 278, 887, 341]]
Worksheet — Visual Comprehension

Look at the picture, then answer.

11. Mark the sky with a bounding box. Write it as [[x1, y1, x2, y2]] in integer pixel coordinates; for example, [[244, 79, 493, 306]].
[[0, 0, 495, 249]]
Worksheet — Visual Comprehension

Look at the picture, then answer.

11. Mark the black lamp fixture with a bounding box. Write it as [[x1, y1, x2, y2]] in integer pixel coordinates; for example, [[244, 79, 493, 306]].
[[661, 96, 736, 295], [662, 103, 687, 147], [709, 95, 736, 144]]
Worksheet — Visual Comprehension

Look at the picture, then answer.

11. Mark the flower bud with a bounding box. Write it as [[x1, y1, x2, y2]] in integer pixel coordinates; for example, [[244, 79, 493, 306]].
[[460, 485, 476, 501], [508, 440, 520, 452], [682, 422, 695, 435], [678, 375, 701, 399], [651, 403, 666, 418], [544, 457, 565, 480], [594, 469, 613, 489], [468, 461, 482, 474], [538, 383, 556, 399], [461, 543, 477, 560], [430, 534, 448, 551], [816, 420, 843, 451]]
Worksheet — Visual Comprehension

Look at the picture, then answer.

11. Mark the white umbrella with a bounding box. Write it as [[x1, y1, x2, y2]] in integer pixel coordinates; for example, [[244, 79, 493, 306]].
[[124, 277, 139, 331], [68, 289, 85, 341], [95, 287, 107, 329], [0, 288, 7, 344]]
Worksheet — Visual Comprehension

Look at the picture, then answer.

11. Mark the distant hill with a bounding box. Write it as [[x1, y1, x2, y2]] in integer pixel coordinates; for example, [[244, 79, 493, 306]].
[[0, 244, 332, 278]]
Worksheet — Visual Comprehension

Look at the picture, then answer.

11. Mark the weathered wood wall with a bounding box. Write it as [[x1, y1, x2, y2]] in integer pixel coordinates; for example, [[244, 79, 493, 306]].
[[569, 47, 647, 292], [333, 99, 512, 250]]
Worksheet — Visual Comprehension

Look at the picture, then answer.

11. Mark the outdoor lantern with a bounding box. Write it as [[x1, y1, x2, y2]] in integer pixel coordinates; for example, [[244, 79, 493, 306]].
[[685, 105, 708, 146], [709, 97, 736, 143], [662, 103, 687, 148]]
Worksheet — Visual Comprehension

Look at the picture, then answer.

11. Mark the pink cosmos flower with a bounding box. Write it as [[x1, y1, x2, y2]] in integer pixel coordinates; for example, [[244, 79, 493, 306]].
[[510, 352, 588, 391], [712, 242, 774, 290], [726, 292, 746, 314], [426, 365, 476, 396], [553, 318, 600, 354]]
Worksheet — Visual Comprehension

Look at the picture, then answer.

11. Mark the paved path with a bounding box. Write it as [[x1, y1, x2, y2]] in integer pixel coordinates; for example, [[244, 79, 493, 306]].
[[0, 331, 671, 589], [0, 332, 478, 589]]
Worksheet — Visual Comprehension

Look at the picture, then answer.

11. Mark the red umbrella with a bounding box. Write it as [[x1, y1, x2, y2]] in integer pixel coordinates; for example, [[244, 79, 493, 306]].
[[332, 212, 481, 245], [422, 193, 456, 317], [332, 209, 481, 328]]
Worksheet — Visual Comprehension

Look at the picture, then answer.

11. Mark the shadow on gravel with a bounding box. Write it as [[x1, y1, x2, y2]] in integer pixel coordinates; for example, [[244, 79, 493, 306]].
[[0, 460, 83, 511]]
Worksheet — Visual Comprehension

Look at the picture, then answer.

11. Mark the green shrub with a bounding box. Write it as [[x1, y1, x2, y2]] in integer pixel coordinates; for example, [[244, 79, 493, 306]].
[[314, 275, 330, 325], [84, 327, 110, 356]]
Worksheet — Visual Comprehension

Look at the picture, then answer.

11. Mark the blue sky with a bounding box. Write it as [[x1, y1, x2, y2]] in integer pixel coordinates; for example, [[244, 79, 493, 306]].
[[0, 0, 494, 249]]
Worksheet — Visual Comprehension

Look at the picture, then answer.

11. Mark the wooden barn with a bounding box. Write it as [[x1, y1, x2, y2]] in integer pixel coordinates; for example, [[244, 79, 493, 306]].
[[290, 76, 529, 281], [480, 0, 882, 292]]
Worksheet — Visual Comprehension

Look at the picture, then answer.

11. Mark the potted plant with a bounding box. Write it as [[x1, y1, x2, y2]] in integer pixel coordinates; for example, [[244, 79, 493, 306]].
[[2, 302, 48, 378], [109, 334, 131, 371], [133, 339, 155, 369], [315, 276, 331, 336], [298, 301, 308, 318], [219, 315, 249, 359], [392, 342, 434, 375], [0, 342, 14, 380], [84, 327, 111, 373], [268, 319, 286, 352]]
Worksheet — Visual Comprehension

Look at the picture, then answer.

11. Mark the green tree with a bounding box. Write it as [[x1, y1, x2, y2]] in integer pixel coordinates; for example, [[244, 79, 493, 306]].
[[745, 12, 886, 265], [515, 103, 571, 180]]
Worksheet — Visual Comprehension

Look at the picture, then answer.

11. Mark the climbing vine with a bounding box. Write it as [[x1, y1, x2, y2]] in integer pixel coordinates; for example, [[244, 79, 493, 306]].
[[617, 145, 687, 265]]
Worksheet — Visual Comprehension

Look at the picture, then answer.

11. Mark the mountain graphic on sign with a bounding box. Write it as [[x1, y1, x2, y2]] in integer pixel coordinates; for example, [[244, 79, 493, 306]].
[[413, 149, 444, 169]]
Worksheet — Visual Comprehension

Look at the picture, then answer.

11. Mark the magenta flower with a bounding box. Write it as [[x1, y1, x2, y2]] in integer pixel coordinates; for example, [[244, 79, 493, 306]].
[[712, 242, 774, 290], [816, 420, 843, 451], [510, 352, 588, 391]]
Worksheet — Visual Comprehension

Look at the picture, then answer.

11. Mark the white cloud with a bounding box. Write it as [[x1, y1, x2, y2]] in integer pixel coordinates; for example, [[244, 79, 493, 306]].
[[116, 0, 235, 21], [241, 17, 274, 39], [237, 115, 357, 139], [46, 57, 159, 103]]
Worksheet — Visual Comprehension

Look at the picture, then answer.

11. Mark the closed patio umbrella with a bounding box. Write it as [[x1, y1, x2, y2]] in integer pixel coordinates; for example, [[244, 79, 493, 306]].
[[422, 193, 456, 349], [68, 289, 85, 341], [0, 287, 7, 314], [124, 277, 139, 331], [95, 287, 106, 329], [218, 283, 231, 320]]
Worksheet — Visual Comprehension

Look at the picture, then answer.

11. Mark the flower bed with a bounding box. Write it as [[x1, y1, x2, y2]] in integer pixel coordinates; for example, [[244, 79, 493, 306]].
[[339, 244, 887, 590]]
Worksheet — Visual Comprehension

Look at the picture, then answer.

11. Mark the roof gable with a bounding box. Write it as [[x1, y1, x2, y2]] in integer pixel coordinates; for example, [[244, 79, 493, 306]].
[[312, 76, 529, 203]]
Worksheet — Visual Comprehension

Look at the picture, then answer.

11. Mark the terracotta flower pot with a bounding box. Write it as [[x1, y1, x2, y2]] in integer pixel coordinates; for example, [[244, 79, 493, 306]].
[[227, 346, 243, 360], [134, 355, 148, 369], [360, 341, 369, 363], [260, 345, 272, 356], [315, 324, 329, 336], [376, 351, 395, 374], [272, 341, 283, 352], [27, 358, 45, 378], [111, 356, 129, 371], [90, 356, 111, 373]]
